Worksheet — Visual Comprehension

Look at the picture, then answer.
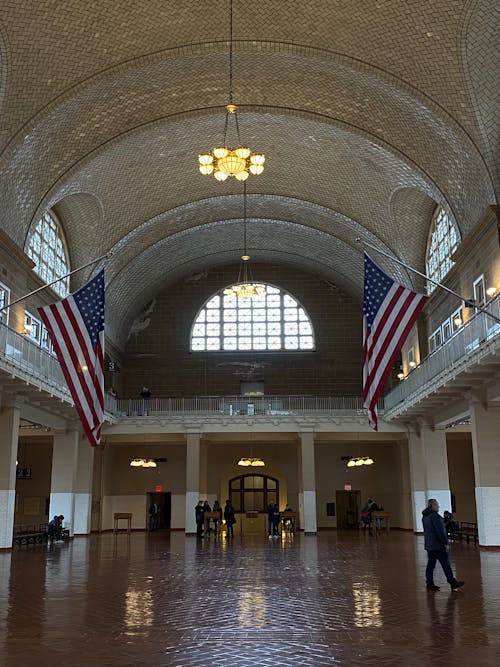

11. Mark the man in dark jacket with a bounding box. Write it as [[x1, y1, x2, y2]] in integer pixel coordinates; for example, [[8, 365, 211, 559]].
[[422, 499, 464, 592]]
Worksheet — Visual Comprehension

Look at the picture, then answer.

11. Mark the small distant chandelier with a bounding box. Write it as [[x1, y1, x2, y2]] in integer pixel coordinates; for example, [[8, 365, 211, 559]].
[[198, 0, 265, 182], [130, 458, 157, 468], [238, 457, 265, 467], [224, 183, 266, 300], [346, 456, 374, 468]]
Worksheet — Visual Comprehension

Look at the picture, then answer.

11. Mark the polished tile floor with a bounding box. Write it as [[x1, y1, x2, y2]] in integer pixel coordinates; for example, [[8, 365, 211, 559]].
[[1, 530, 499, 666]]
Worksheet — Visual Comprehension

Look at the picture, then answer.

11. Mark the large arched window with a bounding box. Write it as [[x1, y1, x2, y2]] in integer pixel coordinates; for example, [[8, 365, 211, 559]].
[[425, 207, 460, 294], [26, 211, 70, 297], [190, 284, 315, 352]]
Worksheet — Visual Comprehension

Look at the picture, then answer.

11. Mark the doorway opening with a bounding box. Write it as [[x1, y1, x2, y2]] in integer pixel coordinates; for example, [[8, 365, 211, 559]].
[[146, 492, 171, 530], [335, 490, 361, 529]]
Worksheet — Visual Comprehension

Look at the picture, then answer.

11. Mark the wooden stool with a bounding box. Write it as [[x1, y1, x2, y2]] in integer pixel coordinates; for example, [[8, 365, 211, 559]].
[[113, 513, 132, 533]]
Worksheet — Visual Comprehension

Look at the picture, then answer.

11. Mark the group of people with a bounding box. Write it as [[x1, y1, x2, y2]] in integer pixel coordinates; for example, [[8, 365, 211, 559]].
[[47, 514, 65, 543], [361, 499, 383, 532], [268, 502, 294, 537], [195, 499, 235, 538]]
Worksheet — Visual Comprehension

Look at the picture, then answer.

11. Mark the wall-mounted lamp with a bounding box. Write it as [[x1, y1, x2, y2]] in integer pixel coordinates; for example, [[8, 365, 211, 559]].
[[397, 372, 405, 380], [453, 316, 463, 327], [486, 286, 497, 298], [23, 324, 33, 335], [409, 361, 416, 368]]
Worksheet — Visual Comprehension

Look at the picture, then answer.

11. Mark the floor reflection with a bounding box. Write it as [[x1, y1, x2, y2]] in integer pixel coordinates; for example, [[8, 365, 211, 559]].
[[352, 580, 382, 628]]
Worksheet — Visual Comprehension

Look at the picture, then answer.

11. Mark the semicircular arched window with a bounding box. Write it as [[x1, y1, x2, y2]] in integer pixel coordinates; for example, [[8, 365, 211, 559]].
[[425, 207, 460, 294], [190, 284, 315, 352], [25, 211, 70, 298]]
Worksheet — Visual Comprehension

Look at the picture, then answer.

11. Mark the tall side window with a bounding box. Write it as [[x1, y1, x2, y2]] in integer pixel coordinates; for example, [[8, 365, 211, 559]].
[[425, 207, 460, 295], [0, 281, 10, 325], [25, 211, 70, 297], [473, 275, 485, 309], [190, 284, 315, 352]]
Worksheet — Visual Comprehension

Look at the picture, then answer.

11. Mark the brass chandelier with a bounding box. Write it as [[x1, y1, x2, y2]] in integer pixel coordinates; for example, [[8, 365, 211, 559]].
[[198, 0, 265, 181], [237, 457, 265, 467], [224, 183, 266, 299]]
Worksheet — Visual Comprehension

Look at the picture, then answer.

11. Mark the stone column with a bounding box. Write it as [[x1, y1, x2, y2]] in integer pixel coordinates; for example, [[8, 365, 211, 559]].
[[0, 401, 20, 549], [420, 426, 451, 514], [300, 431, 317, 534], [470, 401, 500, 546], [74, 436, 95, 535], [407, 430, 426, 532], [185, 432, 200, 534], [49, 429, 80, 536], [407, 426, 451, 531]]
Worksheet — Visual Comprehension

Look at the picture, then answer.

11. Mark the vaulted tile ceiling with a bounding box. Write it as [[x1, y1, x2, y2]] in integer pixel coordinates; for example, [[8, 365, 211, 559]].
[[0, 0, 498, 348]]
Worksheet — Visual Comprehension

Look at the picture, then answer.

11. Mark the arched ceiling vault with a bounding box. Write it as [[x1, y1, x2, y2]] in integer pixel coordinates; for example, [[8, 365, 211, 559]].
[[0, 1, 497, 350]]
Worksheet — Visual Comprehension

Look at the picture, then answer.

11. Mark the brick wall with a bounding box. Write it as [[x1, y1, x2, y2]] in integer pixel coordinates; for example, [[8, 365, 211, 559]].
[[122, 263, 363, 397]]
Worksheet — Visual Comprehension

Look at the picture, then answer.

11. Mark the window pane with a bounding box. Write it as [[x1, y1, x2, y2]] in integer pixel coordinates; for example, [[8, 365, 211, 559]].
[[266, 478, 277, 490], [26, 211, 70, 297], [191, 284, 315, 351]]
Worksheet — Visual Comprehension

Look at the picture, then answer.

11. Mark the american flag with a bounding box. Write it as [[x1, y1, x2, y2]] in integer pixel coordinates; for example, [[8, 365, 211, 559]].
[[363, 253, 427, 430], [38, 270, 105, 446]]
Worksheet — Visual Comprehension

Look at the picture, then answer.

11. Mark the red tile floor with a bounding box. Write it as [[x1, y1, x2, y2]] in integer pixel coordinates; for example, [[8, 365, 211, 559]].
[[1, 530, 499, 666]]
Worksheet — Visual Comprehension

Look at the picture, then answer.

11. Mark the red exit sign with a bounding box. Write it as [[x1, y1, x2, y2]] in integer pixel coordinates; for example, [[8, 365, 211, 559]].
[[155, 485, 163, 492], [344, 484, 352, 491]]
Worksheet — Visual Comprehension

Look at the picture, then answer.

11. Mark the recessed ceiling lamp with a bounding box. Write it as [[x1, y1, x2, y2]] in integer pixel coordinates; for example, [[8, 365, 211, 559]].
[[129, 458, 157, 468], [224, 182, 266, 299], [198, 0, 265, 181], [346, 456, 374, 468], [238, 457, 265, 467]]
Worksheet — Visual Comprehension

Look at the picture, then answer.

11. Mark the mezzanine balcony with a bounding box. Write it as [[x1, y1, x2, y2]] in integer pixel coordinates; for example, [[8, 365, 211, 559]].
[[383, 298, 500, 422]]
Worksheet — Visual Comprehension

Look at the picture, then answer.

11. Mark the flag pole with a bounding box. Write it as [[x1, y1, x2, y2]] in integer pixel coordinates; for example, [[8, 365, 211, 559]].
[[0, 251, 113, 314], [356, 238, 500, 325]]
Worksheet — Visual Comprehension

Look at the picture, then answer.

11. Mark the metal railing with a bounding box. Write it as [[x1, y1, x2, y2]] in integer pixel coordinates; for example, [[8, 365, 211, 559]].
[[384, 298, 500, 412], [113, 395, 374, 417], [0, 321, 70, 397]]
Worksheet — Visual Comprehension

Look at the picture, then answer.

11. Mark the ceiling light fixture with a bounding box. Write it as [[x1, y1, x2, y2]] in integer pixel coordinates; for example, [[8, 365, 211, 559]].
[[238, 456, 265, 467], [346, 456, 374, 468], [198, 0, 264, 181], [224, 182, 266, 299], [129, 458, 157, 468]]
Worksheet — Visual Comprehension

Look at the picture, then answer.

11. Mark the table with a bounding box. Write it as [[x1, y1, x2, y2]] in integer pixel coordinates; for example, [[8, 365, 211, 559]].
[[372, 511, 390, 535], [113, 513, 132, 533], [280, 511, 297, 533]]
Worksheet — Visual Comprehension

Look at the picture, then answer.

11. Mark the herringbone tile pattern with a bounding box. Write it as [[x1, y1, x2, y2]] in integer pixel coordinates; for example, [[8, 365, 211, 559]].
[[1, 531, 499, 666]]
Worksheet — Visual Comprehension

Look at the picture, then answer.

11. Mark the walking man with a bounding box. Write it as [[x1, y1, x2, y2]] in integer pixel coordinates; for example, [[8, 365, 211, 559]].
[[422, 499, 464, 592]]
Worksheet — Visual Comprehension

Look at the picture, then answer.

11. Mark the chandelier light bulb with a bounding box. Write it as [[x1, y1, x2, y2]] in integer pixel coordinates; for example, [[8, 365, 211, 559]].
[[214, 170, 228, 181], [347, 459, 356, 468], [355, 458, 364, 466]]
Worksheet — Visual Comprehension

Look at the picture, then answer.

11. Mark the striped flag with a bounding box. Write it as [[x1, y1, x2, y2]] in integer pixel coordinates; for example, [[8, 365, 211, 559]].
[[363, 254, 427, 430], [38, 270, 105, 446]]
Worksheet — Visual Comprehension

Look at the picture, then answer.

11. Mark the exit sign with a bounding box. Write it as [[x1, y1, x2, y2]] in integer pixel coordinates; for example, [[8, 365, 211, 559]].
[[155, 485, 163, 492], [344, 484, 352, 491]]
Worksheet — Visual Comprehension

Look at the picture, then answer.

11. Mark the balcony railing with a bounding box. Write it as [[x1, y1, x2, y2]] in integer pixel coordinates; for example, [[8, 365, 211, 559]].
[[0, 323, 379, 421], [384, 298, 500, 412], [112, 395, 376, 417], [0, 321, 70, 398]]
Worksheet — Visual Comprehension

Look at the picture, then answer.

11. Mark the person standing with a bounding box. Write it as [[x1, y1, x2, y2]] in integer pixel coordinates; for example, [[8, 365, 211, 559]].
[[422, 499, 464, 592], [267, 501, 280, 538], [195, 500, 204, 538], [149, 501, 160, 531], [224, 499, 236, 539], [212, 499, 222, 535]]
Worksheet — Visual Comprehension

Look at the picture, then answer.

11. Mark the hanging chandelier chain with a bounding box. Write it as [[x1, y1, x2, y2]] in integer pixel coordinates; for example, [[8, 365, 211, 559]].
[[243, 181, 247, 255], [229, 0, 234, 105]]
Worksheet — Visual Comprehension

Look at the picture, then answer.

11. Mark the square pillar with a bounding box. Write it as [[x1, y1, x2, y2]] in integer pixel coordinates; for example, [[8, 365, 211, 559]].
[[49, 429, 80, 536], [408, 426, 451, 532], [300, 431, 317, 534], [74, 436, 95, 535], [0, 404, 20, 549], [470, 401, 500, 546], [185, 432, 200, 534]]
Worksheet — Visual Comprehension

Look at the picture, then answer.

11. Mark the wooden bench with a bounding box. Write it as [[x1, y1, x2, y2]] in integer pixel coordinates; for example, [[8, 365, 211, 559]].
[[455, 521, 478, 544], [13, 523, 49, 547]]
